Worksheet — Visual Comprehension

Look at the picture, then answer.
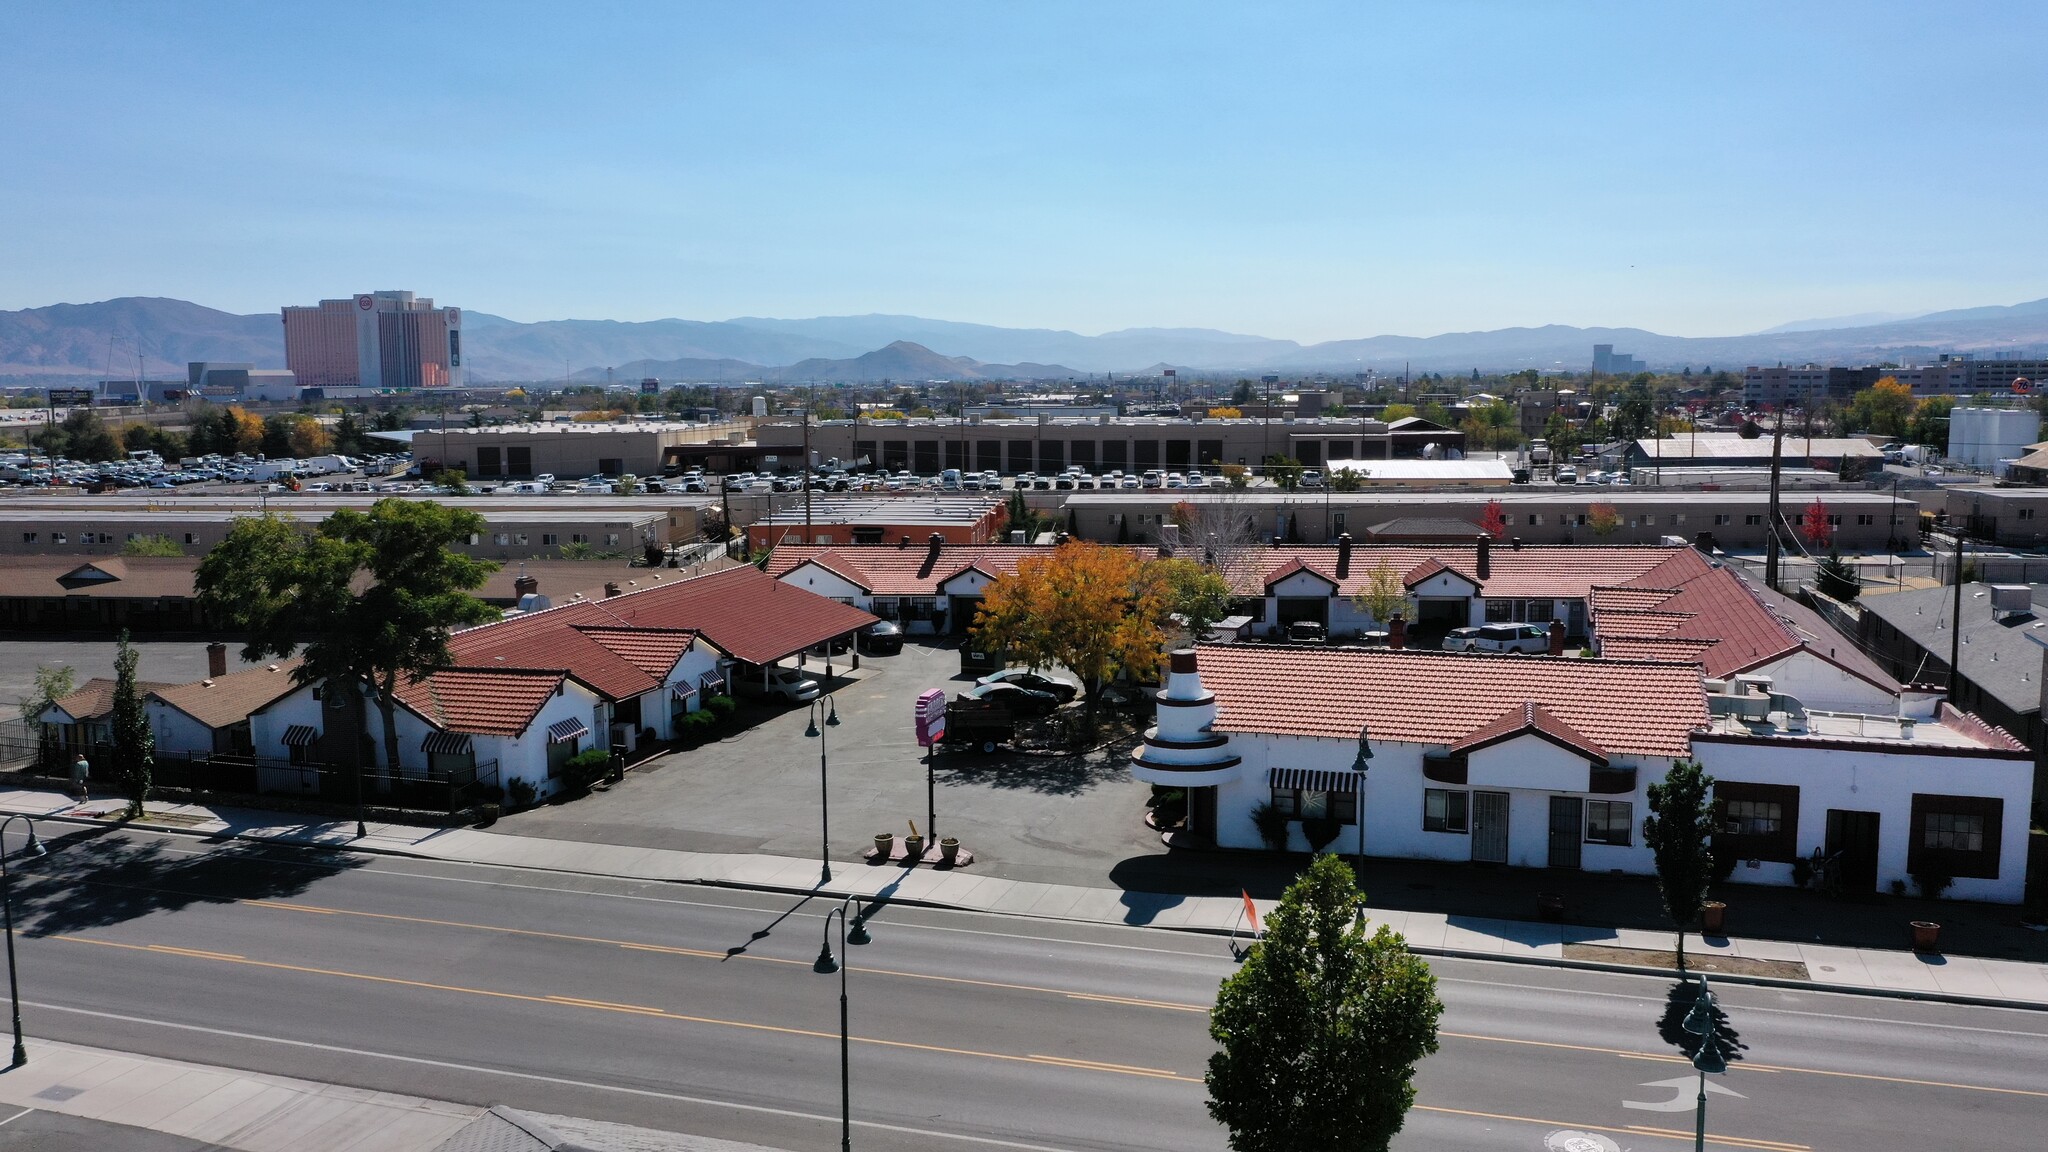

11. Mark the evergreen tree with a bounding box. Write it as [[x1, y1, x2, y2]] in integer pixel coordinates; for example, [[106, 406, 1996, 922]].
[[109, 631, 154, 817]]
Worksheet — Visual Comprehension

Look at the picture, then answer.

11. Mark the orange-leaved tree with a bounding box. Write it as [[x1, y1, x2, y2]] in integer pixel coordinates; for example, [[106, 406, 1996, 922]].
[[1588, 501, 1621, 537], [973, 540, 1170, 706]]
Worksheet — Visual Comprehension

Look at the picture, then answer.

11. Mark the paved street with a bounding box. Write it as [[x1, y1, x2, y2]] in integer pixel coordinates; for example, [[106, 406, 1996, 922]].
[[501, 640, 1163, 889], [4, 825, 2044, 1152]]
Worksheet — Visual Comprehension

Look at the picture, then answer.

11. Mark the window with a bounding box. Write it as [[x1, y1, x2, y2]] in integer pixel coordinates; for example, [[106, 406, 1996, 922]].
[[1585, 800, 1633, 846], [514, 533, 528, 546], [1714, 514, 1730, 526], [1485, 599, 1513, 622], [605, 533, 620, 546], [1270, 787, 1358, 824], [540, 533, 558, 546], [53, 533, 67, 544], [1923, 812, 1984, 853], [1858, 514, 1877, 525], [495, 533, 510, 546], [1724, 799, 1781, 836], [1527, 514, 1542, 526], [1424, 789, 1468, 833], [19, 533, 34, 544], [1642, 515, 1655, 527], [183, 533, 198, 545], [1745, 514, 1763, 526], [1674, 514, 1686, 526], [570, 533, 587, 544]]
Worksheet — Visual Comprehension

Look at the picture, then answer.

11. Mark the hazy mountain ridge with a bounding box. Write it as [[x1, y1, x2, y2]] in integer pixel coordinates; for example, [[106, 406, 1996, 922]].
[[2, 295, 2044, 382]]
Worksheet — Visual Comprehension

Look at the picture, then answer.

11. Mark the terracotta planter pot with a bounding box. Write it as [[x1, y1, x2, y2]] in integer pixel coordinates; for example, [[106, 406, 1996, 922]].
[[1702, 901, 1727, 934], [939, 836, 960, 864], [874, 833, 894, 857], [903, 836, 925, 862], [1910, 920, 1941, 952]]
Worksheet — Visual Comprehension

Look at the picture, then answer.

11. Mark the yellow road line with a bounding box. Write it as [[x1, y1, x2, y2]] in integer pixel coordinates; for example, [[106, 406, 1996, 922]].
[[1624, 1122, 1811, 1151], [1063, 991, 1208, 1013], [55, 935, 1199, 1083]]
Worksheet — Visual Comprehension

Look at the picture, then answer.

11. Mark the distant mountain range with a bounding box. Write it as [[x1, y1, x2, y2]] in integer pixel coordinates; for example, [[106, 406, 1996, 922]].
[[3, 295, 2045, 384]]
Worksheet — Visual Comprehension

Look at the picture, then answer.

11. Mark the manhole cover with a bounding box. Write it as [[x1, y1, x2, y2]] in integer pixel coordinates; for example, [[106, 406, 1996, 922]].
[[36, 1085, 85, 1102], [1545, 1131, 1620, 1152]]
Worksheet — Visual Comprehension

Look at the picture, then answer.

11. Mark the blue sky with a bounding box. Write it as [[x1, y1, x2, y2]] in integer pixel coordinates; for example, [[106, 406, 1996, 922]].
[[3, 2, 2043, 342]]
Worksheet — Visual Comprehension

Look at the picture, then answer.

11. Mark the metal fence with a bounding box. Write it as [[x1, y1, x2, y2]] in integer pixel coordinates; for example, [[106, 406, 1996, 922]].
[[25, 741, 498, 818]]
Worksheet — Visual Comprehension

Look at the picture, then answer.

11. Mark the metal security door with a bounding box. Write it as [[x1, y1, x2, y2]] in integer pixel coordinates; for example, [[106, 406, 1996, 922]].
[[1471, 791, 1509, 863], [1548, 796, 1583, 869]]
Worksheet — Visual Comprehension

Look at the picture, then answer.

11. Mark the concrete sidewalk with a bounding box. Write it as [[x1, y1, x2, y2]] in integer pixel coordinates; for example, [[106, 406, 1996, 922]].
[[7, 787, 2047, 1010]]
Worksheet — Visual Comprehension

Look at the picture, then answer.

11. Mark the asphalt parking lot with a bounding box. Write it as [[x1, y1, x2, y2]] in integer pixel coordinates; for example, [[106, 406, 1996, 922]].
[[499, 639, 1164, 889], [0, 638, 267, 720]]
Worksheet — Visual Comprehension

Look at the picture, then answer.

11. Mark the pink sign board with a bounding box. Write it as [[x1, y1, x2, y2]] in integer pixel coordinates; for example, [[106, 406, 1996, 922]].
[[915, 688, 948, 747]]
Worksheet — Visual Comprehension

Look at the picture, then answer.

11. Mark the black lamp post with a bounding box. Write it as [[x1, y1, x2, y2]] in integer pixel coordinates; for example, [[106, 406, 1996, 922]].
[[1682, 973, 1726, 1152], [1, 814, 48, 1067], [1350, 724, 1373, 875], [806, 694, 841, 885], [813, 895, 870, 1152]]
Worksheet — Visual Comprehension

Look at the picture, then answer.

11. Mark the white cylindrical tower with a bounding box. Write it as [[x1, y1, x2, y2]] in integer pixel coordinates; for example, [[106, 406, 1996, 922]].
[[1130, 649, 1241, 786]]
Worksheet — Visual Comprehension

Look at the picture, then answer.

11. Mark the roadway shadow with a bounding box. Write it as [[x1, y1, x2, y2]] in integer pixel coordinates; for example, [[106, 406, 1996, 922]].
[[932, 743, 1136, 796], [1657, 977, 1747, 1067], [7, 823, 364, 939], [720, 891, 822, 961]]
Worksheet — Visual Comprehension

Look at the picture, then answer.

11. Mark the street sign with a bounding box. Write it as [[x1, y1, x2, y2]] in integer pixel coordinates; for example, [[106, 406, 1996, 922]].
[[46, 388, 94, 407], [914, 688, 947, 747]]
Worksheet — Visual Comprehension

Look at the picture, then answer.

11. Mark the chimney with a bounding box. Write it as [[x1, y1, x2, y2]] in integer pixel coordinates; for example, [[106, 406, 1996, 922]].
[[929, 532, 945, 558], [514, 574, 539, 599], [206, 642, 228, 679], [1511, 536, 1522, 551], [1388, 614, 1407, 650], [899, 535, 912, 549], [604, 581, 622, 598], [1548, 618, 1565, 657], [1337, 532, 1353, 579], [1476, 536, 1491, 580]]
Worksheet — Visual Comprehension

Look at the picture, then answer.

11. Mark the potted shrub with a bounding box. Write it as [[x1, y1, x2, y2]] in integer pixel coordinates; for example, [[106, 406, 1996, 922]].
[[874, 832, 894, 858], [940, 836, 960, 864], [1910, 920, 1942, 952], [474, 802, 501, 828], [1790, 854, 1813, 890], [902, 820, 924, 863]]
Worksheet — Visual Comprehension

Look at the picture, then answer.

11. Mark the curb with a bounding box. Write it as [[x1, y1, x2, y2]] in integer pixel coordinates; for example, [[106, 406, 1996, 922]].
[[23, 807, 2048, 1014]]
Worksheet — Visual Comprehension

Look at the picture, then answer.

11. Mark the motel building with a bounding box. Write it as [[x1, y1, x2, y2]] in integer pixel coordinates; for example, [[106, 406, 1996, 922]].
[[1131, 646, 2034, 903]]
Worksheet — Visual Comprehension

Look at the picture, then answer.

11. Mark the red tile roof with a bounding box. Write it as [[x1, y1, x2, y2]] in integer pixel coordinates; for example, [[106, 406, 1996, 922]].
[[394, 667, 571, 737], [462, 564, 875, 669], [1192, 644, 1705, 757], [573, 626, 700, 679], [1447, 701, 1610, 764], [1590, 610, 1698, 638], [1596, 637, 1719, 665], [1265, 555, 1338, 589]]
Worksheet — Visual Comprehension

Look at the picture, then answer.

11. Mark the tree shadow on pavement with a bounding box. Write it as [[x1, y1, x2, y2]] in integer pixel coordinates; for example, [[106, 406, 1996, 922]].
[[7, 824, 364, 939], [933, 746, 1134, 796], [1657, 977, 1747, 1067]]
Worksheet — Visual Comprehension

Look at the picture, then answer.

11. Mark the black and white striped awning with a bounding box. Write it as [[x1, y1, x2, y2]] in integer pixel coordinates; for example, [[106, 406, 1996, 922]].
[[1268, 767, 1364, 794], [671, 682, 698, 700], [281, 724, 319, 748], [421, 732, 473, 756], [546, 717, 591, 744]]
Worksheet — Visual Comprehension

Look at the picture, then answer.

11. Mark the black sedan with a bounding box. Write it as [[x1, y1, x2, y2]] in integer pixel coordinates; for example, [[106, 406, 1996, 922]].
[[963, 682, 1060, 717]]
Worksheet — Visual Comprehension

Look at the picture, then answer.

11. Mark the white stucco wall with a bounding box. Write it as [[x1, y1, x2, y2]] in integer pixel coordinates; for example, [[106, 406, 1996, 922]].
[[1466, 736, 1589, 793], [1696, 737, 2032, 904], [778, 564, 868, 605], [249, 683, 328, 794], [146, 701, 216, 759], [1747, 651, 1897, 715]]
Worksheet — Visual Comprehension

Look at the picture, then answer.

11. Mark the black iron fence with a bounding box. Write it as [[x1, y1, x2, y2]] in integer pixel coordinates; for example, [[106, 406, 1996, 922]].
[[23, 741, 498, 819]]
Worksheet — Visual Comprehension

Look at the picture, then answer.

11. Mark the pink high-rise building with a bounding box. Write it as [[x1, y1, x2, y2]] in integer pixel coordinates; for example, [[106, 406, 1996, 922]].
[[282, 290, 463, 389]]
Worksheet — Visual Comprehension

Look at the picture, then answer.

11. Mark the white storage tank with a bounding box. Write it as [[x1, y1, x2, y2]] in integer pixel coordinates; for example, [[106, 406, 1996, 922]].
[[1948, 406, 2040, 470]]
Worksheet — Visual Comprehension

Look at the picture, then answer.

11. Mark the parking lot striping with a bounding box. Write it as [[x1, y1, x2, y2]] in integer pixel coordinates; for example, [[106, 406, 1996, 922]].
[[0, 1108, 31, 1128], [1413, 1105, 1808, 1152], [55, 934, 1196, 1084], [23, 1002, 1124, 1152], [1622, 1122, 1811, 1152]]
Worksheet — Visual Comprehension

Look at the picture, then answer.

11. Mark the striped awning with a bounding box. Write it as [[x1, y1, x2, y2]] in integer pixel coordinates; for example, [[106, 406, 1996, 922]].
[[1268, 767, 1364, 794], [421, 732, 473, 756], [546, 717, 591, 744], [699, 672, 726, 696], [670, 682, 698, 700], [281, 724, 319, 748]]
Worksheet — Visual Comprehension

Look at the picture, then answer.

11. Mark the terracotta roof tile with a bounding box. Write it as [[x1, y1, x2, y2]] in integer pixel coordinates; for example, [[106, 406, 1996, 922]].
[[1192, 644, 1705, 758], [1592, 610, 1699, 638], [151, 659, 305, 730], [572, 626, 699, 679], [1447, 701, 1610, 764], [1217, 544, 1687, 600], [1588, 586, 1685, 611], [766, 544, 1153, 597], [394, 667, 570, 737], [1596, 637, 1719, 666]]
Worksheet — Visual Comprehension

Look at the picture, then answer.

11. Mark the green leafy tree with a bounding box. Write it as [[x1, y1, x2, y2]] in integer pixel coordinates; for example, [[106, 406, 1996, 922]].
[[1643, 759, 1716, 970], [1265, 455, 1304, 491], [1151, 557, 1233, 640], [1329, 468, 1364, 492], [1349, 561, 1410, 625], [196, 502, 499, 792], [109, 631, 154, 817], [1843, 377, 1915, 437], [1907, 394, 1954, 447], [1206, 854, 1443, 1152], [1612, 377, 1656, 443], [21, 665, 76, 749]]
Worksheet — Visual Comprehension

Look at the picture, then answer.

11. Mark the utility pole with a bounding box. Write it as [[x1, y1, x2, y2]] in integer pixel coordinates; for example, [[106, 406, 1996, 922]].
[[1948, 529, 1965, 702], [1764, 415, 1785, 590], [804, 384, 814, 538]]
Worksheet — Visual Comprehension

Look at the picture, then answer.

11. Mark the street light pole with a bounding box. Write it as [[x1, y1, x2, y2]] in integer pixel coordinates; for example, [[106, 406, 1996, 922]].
[[813, 895, 871, 1152], [1682, 973, 1726, 1152], [1, 815, 48, 1067], [807, 694, 841, 885]]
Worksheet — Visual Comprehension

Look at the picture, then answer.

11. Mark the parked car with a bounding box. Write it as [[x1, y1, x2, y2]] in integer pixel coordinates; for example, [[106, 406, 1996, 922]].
[[963, 682, 1060, 716], [1442, 626, 1483, 652], [975, 667, 1080, 702], [740, 666, 822, 702], [1286, 620, 1327, 644], [1469, 622, 1551, 654], [856, 619, 903, 655]]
